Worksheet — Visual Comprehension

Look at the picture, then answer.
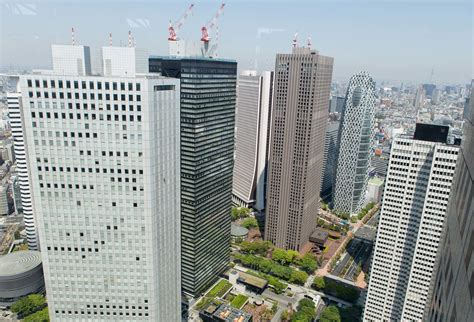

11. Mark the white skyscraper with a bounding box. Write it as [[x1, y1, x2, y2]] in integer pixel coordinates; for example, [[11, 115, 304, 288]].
[[364, 124, 459, 321], [232, 70, 273, 211], [332, 71, 376, 214], [8, 88, 38, 249], [19, 45, 182, 321]]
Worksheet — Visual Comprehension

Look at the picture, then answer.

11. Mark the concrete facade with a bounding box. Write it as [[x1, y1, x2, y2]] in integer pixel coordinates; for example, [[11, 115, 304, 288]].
[[265, 47, 333, 251]]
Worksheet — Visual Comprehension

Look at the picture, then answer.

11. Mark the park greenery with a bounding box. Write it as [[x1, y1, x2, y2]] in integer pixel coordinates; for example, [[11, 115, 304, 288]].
[[231, 207, 252, 221], [357, 202, 376, 220], [11, 294, 46, 318], [241, 217, 259, 229], [272, 248, 299, 265], [23, 307, 49, 322], [317, 218, 347, 234], [297, 253, 318, 274], [334, 211, 351, 221], [319, 304, 363, 322], [229, 294, 248, 309], [234, 253, 308, 285], [239, 240, 273, 255], [320, 305, 341, 322], [195, 279, 231, 310], [312, 277, 360, 303], [290, 298, 316, 322], [234, 240, 320, 291]]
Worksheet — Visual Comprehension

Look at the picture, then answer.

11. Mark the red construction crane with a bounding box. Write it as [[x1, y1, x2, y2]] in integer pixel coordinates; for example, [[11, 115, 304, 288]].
[[168, 4, 194, 41], [201, 3, 225, 43]]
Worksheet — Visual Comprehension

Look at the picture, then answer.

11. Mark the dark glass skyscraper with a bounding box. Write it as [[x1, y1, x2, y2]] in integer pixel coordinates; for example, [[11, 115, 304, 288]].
[[149, 57, 237, 297]]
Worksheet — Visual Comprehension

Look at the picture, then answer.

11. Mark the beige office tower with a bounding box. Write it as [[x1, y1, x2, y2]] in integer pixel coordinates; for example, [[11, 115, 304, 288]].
[[264, 47, 333, 251]]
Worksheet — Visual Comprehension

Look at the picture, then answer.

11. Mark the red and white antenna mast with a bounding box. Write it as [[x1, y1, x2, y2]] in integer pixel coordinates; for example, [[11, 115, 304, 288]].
[[109, 33, 113, 46], [307, 37, 312, 49], [292, 32, 298, 48], [71, 27, 76, 46], [201, 3, 225, 43], [168, 3, 194, 41], [128, 30, 132, 48]]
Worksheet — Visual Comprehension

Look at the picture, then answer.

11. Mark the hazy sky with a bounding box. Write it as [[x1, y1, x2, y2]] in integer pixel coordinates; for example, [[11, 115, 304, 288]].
[[1, 0, 472, 85]]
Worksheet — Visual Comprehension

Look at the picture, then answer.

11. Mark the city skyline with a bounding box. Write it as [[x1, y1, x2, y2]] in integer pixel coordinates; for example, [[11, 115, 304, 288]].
[[0, 2, 472, 320], [1, 0, 472, 84]]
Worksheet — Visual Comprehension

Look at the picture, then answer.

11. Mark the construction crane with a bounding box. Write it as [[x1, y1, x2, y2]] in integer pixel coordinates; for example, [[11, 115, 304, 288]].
[[201, 3, 225, 57], [168, 4, 194, 41]]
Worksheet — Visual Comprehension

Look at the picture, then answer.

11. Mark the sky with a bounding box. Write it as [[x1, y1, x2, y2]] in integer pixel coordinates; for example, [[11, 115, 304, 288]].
[[0, 0, 472, 85]]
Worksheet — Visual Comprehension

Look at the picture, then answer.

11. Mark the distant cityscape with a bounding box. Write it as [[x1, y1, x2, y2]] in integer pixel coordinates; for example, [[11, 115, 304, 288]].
[[0, 2, 472, 322]]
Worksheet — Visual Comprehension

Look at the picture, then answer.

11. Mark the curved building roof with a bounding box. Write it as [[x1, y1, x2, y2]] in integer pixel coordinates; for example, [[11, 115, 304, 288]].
[[0, 251, 42, 277]]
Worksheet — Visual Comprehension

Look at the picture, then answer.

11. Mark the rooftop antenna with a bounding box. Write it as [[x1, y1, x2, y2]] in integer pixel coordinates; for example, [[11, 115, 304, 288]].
[[71, 27, 75, 46], [307, 36, 312, 49], [109, 33, 113, 46], [128, 30, 132, 48], [292, 32, 298, 48], [429, 66, 434, 83]]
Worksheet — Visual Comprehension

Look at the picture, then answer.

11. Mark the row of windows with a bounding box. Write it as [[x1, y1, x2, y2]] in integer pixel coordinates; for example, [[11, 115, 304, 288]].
[[29, 91, 141, 102], [28, 79, 141, 91]]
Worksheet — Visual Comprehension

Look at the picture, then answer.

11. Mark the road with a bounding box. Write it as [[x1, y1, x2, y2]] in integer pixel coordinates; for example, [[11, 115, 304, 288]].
[[332, 239, 360, 276], [343, 242, 371, 281]]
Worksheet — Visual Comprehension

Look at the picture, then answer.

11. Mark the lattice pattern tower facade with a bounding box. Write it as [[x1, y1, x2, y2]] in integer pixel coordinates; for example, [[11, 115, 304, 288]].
[[332, 71, 376, 214]]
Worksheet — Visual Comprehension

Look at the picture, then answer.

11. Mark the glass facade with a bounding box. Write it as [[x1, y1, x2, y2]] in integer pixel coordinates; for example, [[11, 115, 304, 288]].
[[150, 57, 237, 297]]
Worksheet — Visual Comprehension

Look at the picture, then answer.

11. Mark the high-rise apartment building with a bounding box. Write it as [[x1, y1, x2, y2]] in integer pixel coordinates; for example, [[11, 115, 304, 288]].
[[149, 57, 237, 297], [329, 95, 345, 114], [427, 84, 474, 322], [414, 85, 425, 109], [431, 88, 441, 104], [321, 120, 340, 198], [232, 70, 273, 211], [264, 47, 333, 251], [8, 88, 38, 249], [332, 71, 376, 214], [19, 45, 182, 321], [364, 124, 459, 321]]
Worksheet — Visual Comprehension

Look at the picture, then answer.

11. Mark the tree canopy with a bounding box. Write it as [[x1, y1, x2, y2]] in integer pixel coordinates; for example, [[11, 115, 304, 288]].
[[231, 207, 251, 220], [11, 294, 46, 317], [23, 307, 49, 322], [241, 217, 259, 229], [320, 305, 341, 322], [298, 253, 318, 274]]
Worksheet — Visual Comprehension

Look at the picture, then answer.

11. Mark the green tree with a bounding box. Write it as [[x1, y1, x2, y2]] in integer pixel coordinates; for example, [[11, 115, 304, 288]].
[[23, 307, 49, 322], [272, 248, 290, 264], [320, 305, 341, 322], [241, 217, 258, 229], [240, 240, 272, 255], [270, 264, 292, 280], [281, 309, 290, 321], [312, 276, 325, 290], [290, 270, 308, 285], [286, 250, 300, 263], [290, 298, 316, 321], [290, 310, 310, 322], [298, 254, 318, 274], [11, 294, 46, 317]]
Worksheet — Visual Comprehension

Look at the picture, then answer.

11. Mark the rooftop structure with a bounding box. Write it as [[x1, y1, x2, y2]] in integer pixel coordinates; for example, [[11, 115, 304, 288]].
[[0, 251, 44, 305]]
